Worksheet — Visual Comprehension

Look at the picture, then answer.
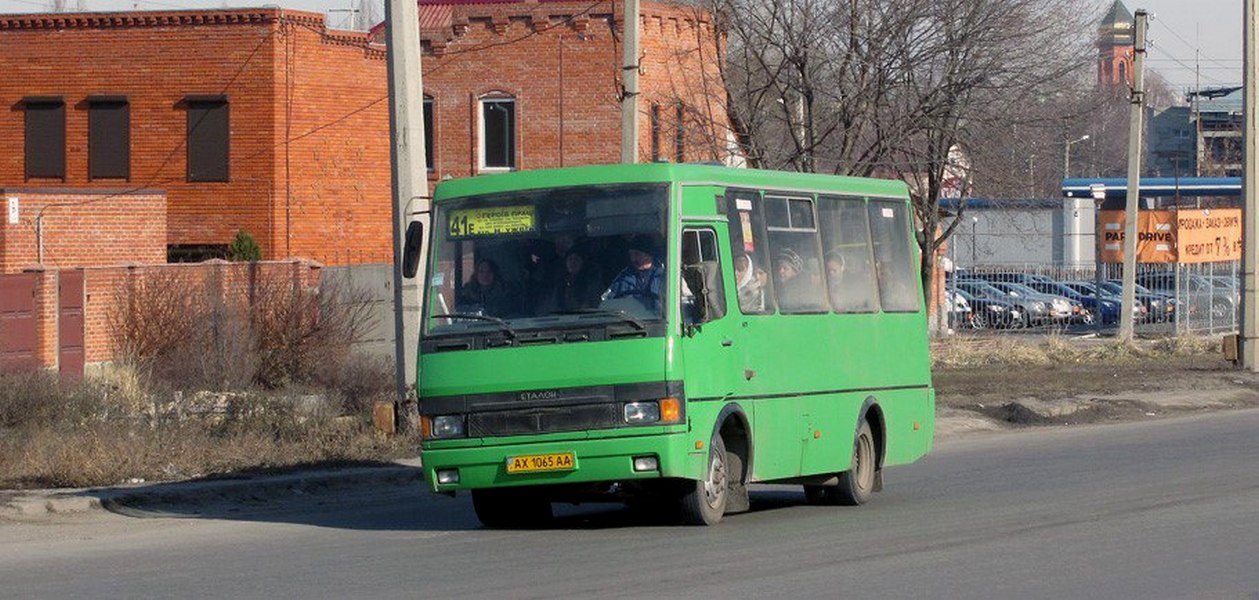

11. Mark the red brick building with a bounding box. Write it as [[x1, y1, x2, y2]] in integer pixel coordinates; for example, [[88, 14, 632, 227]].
[[0, 1, 729, 269], [403, 0, 734, 177], [0, 9, 393, 266]]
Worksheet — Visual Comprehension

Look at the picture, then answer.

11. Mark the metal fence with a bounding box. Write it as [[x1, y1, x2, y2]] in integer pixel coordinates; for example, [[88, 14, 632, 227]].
[[945, 261, 1239, 336]]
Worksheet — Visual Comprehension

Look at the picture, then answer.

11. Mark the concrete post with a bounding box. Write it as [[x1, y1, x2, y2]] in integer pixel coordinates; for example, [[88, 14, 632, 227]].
[[384, 0, 428, 400], [1243, 0, 1259, 369], [1119, 10, 1147, 341], [620, 0, 640, 164]]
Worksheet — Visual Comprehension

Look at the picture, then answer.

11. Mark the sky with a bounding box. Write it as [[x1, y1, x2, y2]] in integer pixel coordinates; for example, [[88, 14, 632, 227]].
[[1138, 0, 1243, 92], [0, 0, 1245, 94]]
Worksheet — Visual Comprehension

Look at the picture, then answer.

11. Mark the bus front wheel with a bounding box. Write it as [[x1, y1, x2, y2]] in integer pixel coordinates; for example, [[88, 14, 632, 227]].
[[679, 434, 728, 526], [471, 488, 553, 529]]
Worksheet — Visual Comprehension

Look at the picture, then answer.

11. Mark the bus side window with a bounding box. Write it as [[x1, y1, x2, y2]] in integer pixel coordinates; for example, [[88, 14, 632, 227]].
[[764, 195, 829, 314], [682, 228, 727, 324], [725, 191, 774, 314], [818, 196, 879, 312], [868, 201, 921, 312]]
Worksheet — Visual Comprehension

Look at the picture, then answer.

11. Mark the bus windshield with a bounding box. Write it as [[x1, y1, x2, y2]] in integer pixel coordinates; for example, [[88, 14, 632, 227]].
[[424, 183, 670, 337]]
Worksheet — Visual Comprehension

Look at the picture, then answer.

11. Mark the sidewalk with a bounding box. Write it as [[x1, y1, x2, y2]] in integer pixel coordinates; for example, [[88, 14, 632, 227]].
[[0, 457, 424, 520]]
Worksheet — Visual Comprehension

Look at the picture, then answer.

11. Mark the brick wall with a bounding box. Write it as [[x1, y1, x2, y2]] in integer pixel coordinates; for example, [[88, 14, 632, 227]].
[[0, 10, 392, 265], [0, 189, 166, 274], [1, 4, 730, 268], [278, 24, 392, 265], [419, 0, 732, 180], [81, 260, 321, 364]]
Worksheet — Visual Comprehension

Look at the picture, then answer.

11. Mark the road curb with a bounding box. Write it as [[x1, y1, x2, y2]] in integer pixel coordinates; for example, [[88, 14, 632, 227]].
[[0, 458, 424, 520]]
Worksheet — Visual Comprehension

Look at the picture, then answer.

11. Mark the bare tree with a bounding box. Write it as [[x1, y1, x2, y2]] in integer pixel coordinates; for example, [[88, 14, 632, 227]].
[[709, 0, 1097, 294]]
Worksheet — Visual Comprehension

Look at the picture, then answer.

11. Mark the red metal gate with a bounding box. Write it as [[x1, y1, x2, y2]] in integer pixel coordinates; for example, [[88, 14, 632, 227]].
[[58, 270, 85, 382], [0, 272, 38, 374]]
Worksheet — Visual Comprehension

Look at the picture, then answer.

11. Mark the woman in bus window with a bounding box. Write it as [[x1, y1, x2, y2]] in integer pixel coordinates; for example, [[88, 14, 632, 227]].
[[734, 252, 768, 312]]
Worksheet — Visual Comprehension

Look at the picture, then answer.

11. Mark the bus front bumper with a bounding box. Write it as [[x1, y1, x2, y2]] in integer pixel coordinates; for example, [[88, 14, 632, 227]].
[[422, 432, 698, 493]]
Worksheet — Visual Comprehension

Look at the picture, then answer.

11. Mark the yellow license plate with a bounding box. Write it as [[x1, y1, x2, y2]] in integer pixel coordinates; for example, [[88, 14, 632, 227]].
[[506, 452, 576, 474]]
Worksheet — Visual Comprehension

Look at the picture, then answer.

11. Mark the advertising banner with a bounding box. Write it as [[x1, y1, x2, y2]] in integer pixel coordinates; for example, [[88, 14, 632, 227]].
[[1175, 208, 1241, 263], [1097, 208, 1241, 264]]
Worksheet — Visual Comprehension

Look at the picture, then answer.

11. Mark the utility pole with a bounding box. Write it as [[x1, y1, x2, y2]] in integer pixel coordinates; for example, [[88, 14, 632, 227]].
[[1242, 0, 1259, 370], [620, 0, 640, 163], [1119, 9, 1148, 341], [384, 0, 427, 403]]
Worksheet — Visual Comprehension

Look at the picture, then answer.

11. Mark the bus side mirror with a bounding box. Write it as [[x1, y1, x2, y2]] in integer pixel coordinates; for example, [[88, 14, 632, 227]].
[[402, 221, 424, 279]]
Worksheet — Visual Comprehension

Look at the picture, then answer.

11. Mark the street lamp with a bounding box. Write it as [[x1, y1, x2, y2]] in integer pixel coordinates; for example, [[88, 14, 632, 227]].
[[970, 216, 979, 264], [1065, 134, 1091, 179]]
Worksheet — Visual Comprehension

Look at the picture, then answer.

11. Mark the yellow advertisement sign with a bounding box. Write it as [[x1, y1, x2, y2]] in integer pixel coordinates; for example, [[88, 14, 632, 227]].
[[1175, 208, 1241, 263], [448, 206, 536, 238], [1098, 208, 1240, 264]]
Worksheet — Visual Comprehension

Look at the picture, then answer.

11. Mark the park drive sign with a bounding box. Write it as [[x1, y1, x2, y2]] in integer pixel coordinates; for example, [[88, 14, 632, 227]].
[[1098, 208, 1241, 264]]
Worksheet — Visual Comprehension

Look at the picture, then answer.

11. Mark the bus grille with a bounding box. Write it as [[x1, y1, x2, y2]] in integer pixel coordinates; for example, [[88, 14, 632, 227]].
[[467, 403, 622, 437]]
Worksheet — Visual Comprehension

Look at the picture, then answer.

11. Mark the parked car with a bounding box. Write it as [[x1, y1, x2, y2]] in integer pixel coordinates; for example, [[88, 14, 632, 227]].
[[954, 281, 1049, 327], [1060, 281, 1147, 322], [1025, 281, 1121, 325], [951, 288, 1020, 329], [944, 290, 973, 330], [1134, 272, 1236, 322], [985, 281, 1075, 323], [1099, 280, 1176, 323], [971, 272, 1058, 286]]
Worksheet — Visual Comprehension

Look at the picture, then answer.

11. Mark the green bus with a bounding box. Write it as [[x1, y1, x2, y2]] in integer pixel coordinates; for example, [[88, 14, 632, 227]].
[[414, 163, 933, 527]]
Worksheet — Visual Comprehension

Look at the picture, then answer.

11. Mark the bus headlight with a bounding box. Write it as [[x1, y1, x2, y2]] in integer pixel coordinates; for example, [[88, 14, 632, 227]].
[[429, 415, 466, 438], [624, 401, 660, 423]]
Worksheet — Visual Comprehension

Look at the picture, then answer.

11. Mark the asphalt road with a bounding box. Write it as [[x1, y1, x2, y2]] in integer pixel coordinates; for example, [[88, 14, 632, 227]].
[[3, 410, 1258, 599]]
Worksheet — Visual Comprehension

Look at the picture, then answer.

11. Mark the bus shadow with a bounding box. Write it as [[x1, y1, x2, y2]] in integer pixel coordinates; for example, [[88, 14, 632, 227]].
[[94, 474, 810, 533], [545, 488, 811, 530]]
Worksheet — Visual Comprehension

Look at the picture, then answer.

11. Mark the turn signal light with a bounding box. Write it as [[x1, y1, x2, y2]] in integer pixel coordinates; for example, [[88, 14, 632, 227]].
[[660, 398, 681, 423]]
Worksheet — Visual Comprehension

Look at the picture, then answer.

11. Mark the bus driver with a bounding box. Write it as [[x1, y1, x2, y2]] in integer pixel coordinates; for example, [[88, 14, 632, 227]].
[[601, 235, 665, 312]]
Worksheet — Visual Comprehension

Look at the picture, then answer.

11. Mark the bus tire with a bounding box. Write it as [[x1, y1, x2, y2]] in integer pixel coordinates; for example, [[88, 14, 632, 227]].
[[835, 420, 877, 506], [679, 434, 728, 525], [471, 488, 553, 529]]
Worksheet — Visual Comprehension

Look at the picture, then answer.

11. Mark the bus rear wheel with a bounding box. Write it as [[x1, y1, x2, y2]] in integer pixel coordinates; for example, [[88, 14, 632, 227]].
[[835, 420, 877, 505], [804, 419, 877, 506], [471, 488, 553, 529], [679, 434, 728, 526]]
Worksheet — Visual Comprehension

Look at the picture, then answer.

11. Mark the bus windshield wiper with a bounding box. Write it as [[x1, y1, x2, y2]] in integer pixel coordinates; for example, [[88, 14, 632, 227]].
[[551, 308, 646, 331], [430, 313, 517, 339]]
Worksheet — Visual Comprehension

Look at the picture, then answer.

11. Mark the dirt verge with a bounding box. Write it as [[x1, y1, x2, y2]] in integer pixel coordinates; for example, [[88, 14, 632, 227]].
[[935, 350, 1259, 431]]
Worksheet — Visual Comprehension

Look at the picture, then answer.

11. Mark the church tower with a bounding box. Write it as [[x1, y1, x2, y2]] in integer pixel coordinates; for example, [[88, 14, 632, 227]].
[[1098, 0, 1135, 87]]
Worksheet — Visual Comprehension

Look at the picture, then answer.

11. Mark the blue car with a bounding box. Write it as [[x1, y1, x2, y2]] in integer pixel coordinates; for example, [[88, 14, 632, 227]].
[[1026, 281, 1120, 324]]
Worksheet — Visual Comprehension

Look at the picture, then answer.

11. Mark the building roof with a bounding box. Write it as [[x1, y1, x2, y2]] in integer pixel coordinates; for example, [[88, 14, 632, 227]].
[[0, 7, 323, 31], [1189, 86, 1244, 116], [1098, 0, 1133, 45]]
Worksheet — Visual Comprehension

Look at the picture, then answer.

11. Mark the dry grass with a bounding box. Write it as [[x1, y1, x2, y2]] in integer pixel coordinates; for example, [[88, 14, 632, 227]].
[[0, 269, 399, 490], [932, 333, 1223, 369], [0, 371, 413, 489]]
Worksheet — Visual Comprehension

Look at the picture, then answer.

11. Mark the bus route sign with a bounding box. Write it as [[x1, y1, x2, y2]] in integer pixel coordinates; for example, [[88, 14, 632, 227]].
[[448, 206, 536, 238]]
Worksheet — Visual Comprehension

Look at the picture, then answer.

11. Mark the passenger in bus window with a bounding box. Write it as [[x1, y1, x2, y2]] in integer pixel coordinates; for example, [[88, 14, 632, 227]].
[[734, 253, 768, 312], [774, 247, 812, 311], [602, 235, 665, 312], [553, 251, 602, 312], [458, 258, 519, 317], [824, 251, 858, 311]]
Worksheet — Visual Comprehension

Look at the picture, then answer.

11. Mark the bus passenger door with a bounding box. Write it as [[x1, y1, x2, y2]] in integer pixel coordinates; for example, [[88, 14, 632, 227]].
[[678, 227, 741, 404]]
